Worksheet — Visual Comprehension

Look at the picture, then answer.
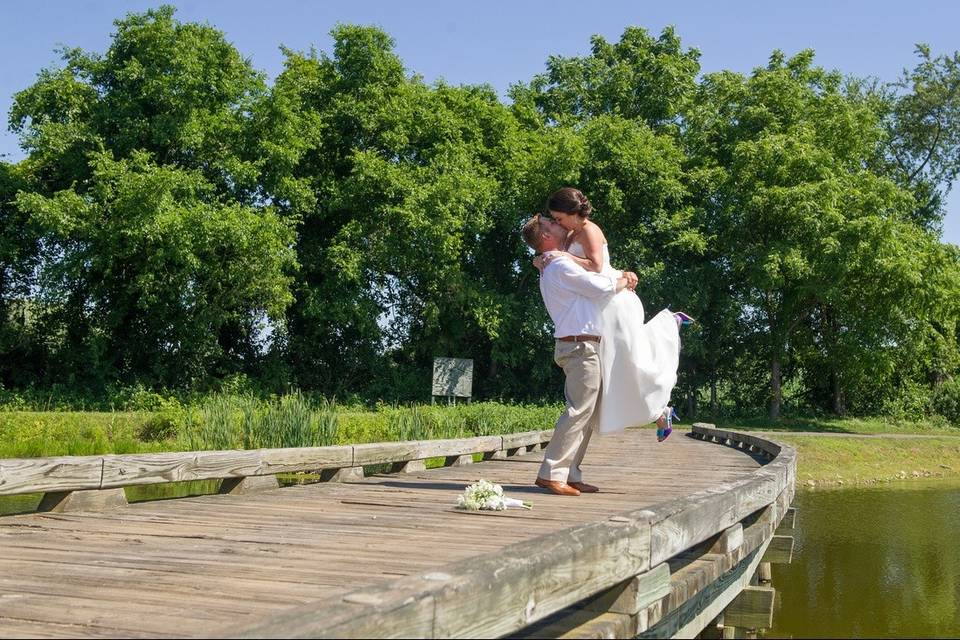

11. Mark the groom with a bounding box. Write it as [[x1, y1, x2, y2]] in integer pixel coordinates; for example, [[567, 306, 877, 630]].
[[521, 214, 637, 496]]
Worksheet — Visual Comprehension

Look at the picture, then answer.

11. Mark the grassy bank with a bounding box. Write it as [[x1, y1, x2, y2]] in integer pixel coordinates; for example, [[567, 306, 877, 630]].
[[775, 435, 960, 489], [709, 415, 960, 489], [713, 415, 960, 436]]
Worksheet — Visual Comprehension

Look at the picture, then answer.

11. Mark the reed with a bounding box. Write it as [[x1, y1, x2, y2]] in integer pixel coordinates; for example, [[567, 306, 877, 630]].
[[0, 398, 565, 458], [181, 392, 340, 450], [314, 398, 339, 447]]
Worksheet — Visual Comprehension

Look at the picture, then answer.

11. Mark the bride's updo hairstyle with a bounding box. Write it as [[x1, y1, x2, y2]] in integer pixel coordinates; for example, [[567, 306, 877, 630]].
[[547, 187, 593, 219]]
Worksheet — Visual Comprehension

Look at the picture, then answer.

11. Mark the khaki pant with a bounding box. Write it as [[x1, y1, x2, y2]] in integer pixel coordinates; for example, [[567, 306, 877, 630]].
[[538, 340, 602, 483]]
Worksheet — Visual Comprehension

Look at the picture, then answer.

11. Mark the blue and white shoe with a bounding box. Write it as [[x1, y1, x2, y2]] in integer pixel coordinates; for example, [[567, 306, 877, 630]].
[[656, 406, 679, 442], [673, 311, 695, 327]]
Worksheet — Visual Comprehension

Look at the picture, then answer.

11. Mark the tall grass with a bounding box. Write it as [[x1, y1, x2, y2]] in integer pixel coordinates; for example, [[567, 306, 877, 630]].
[[380, 402, 558, 442], [0, 411, 169, 457], [182, 392, 340, 450], [315, 398, 339, 446], [0, 397, 561, 458]]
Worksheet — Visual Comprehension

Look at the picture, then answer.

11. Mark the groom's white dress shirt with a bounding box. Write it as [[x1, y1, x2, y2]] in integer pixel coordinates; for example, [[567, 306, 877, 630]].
[[539, 255, 619, 337]]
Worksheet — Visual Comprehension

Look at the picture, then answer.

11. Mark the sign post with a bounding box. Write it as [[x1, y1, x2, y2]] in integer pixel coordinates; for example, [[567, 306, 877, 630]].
[[432, 357, 473, 405]]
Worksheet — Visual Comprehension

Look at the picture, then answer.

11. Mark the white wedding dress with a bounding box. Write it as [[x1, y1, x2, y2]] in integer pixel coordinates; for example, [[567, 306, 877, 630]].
[[569, 242, 681, 434]]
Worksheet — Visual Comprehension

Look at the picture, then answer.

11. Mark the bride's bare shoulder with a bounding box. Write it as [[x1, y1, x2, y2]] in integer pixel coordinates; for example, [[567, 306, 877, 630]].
[[583, 220, 607, 245]]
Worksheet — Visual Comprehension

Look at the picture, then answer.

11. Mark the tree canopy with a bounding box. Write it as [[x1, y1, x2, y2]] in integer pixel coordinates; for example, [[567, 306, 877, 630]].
[[2, 6, 958, 421]]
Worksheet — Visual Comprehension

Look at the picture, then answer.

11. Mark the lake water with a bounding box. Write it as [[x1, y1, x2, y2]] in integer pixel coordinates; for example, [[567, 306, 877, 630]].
[[766, 479, 960, 638]]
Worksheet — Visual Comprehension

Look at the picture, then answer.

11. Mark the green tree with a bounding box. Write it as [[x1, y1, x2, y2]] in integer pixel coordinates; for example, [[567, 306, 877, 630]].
[[881, 45, 960, 232], [0, 160, 45, 387], [6, 6, 292, 389], [511, 26, 701, 129], [686, 51, 928, 418], [255, 25, 584, 399], [9, 5, 265, 199], [17, 152, 296, 387]]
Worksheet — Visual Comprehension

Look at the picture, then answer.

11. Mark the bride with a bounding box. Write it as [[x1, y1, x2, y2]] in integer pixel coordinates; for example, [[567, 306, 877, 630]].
[[539, 187, 691, 439]]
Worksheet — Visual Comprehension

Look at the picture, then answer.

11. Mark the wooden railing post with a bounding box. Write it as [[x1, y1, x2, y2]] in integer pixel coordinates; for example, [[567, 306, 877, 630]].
[[390, 460, 426, 474], [444, 454, 473, 467], [38, 488, 128, 512], [320, 467, 364, 482], [219, 475, 280, 495]]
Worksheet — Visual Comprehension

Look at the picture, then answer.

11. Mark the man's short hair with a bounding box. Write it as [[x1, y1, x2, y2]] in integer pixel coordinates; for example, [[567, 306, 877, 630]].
[[521, 214, 545, 252]]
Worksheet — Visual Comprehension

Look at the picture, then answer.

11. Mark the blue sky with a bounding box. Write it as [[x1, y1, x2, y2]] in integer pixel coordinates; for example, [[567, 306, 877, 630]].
[[3, 0, 958, 244]]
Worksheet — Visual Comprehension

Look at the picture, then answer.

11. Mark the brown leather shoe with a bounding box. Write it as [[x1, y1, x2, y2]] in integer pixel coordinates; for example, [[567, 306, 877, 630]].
[[535, 477, 580, 496], [569, 481, 599, 493]]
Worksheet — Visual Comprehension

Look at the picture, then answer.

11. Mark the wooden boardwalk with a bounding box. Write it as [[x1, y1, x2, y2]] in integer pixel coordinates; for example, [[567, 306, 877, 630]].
[[0, 428, 770, 638]]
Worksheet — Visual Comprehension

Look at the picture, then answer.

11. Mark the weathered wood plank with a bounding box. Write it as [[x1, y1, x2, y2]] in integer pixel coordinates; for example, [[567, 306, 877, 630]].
[[258, 446, 353, 473], [582, 562, 671, 616], [657, 542, 771, 639], [320, 466, 364, 482], [0, 588, 231, 635], [636, 486, 791, 634], [732, 474, 782, 521], [757, 562, 773, 583], [709, 523, 743, 555], [411, 435, 501, 459], [0, 616, 173, 639], [352, 436, 501, 466], [646, 486, 740, 566], [232, 515, 653, 639], [0, 456, 103, 496], [444, 454, 473, 467], [427, 517, 650, 638], [101, 450, 264, 488], [501, 431, 546, 449], [535, 609, 638, 640], [723, 585, 775, 629]]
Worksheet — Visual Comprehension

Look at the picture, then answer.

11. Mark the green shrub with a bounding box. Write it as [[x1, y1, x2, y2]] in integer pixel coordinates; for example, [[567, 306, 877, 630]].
[[338, 411, 389, 443], [879, 381, 934, 421], [114, 385, 178, 411], [0, 411, 165, 457], [932, 379, 960, 425], [138, 410, 183, 442]]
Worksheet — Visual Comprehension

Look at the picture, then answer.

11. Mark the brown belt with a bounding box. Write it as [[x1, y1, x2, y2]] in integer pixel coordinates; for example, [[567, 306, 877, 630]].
[[557, 335, 601, 343]]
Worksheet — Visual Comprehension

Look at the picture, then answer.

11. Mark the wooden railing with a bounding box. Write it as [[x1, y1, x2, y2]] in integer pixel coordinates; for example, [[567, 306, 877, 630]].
[[0, 429, 553, 504], [225, 423, 797, 639]]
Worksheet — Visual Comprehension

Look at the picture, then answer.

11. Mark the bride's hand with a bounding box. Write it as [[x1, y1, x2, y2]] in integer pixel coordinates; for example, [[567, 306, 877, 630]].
[[532, 255, 546, 273], [541, 251, 573, 267]]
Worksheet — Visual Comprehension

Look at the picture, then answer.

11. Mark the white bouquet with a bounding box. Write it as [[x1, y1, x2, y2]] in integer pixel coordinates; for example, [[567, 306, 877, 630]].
[[455, 479, 532, 511]]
